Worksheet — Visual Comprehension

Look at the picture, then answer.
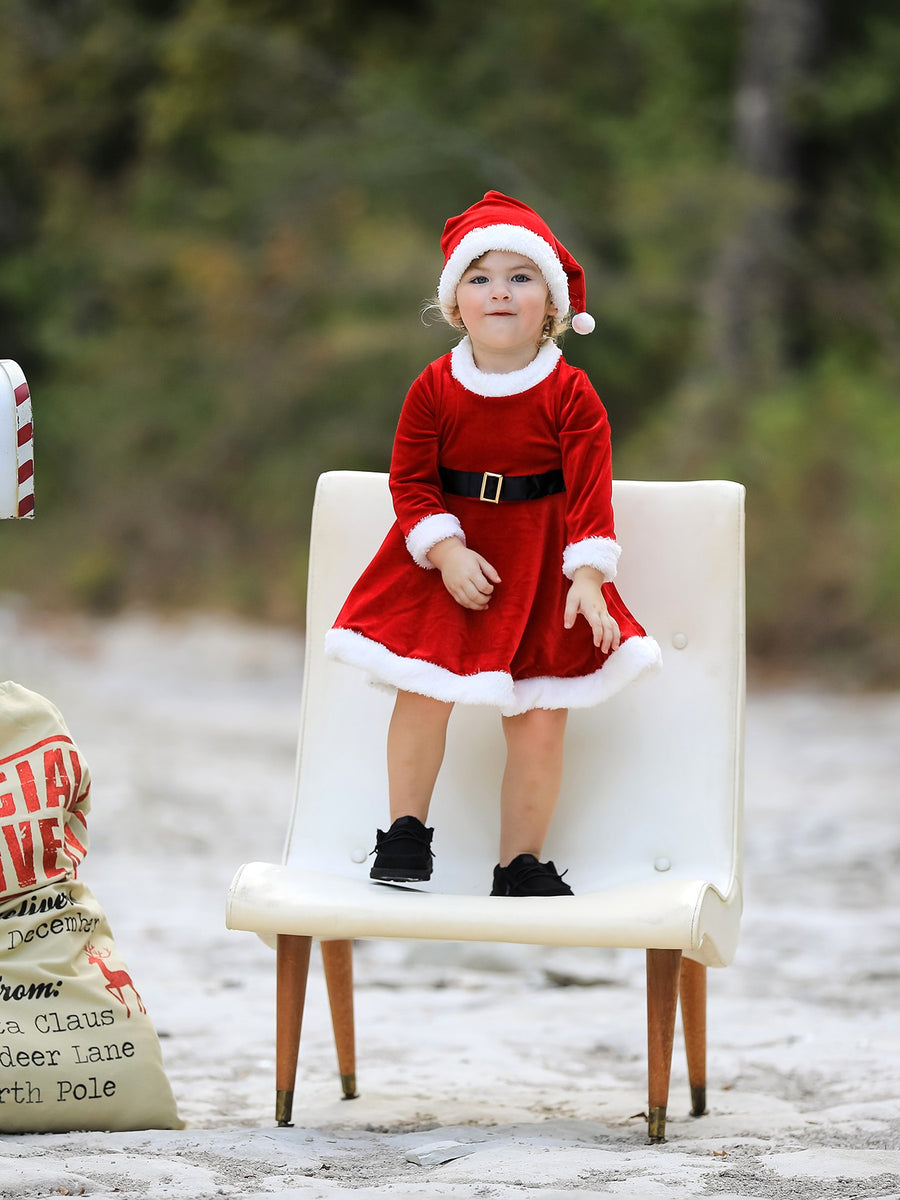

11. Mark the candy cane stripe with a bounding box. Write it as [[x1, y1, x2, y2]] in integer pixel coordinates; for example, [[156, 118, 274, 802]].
[[2, 358, 34, 518]]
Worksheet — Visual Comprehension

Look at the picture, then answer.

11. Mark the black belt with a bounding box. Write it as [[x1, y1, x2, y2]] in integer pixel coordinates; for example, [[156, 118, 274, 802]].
[[439, 465, 566, 504]]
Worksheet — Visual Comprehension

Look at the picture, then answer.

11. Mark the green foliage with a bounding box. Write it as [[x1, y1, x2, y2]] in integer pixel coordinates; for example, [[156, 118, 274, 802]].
[[0, 0, 898, 677], [723, 361, 900, 679]]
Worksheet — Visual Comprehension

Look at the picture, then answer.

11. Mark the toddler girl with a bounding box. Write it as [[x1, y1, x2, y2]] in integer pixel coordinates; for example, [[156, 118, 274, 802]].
[[326, 191, 661, 895]]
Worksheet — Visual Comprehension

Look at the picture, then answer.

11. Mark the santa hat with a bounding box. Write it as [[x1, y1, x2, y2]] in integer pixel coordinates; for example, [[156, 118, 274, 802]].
[[438, 190, 596, 335]]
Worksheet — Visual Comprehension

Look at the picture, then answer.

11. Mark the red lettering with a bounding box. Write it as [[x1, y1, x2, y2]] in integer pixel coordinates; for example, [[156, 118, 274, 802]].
[[44, 748, 71, 808], [14, 761, 41, 814], [64, 823, 87, 865], [0, 771, 13, 819], [67, 748, 83, 803], [2, 821, 36, 889], [39, 818, 66, 880]]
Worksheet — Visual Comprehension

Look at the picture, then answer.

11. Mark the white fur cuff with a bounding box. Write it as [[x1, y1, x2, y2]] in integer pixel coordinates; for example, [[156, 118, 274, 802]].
[[562, 536, 621, 582], [405, 512, 466, 569]]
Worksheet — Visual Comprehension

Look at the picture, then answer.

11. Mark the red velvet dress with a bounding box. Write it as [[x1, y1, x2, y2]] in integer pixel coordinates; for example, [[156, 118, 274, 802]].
[[325, 338, 661, 715]]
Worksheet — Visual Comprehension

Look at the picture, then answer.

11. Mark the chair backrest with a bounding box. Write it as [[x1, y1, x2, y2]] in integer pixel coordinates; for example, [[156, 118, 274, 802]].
[[285, 472, 745, 898]]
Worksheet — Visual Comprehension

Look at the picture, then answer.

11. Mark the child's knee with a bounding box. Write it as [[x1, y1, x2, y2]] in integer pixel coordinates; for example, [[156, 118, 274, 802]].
[[393, 689, 454, 725], [504, 706, 567, 746]]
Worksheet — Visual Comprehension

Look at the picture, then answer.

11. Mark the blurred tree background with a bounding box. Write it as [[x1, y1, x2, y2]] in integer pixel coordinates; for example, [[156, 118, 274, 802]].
[[1, 0, 898, 680]]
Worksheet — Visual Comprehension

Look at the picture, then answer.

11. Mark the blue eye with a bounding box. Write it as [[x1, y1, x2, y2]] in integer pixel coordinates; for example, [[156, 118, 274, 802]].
[[511, 273, 531, 283], [469, 275, 489, 285]]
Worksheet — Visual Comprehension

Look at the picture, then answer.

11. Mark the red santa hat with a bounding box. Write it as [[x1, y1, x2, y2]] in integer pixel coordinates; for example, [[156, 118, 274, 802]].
[[438, 190, 596, 335]]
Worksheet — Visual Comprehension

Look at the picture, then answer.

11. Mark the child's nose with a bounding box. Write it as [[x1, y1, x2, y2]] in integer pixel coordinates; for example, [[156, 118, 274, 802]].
[[491, 279, 511, 299]]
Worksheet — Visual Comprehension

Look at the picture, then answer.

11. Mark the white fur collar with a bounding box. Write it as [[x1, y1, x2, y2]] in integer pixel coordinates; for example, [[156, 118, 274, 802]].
[[450, 337, 562, 397]]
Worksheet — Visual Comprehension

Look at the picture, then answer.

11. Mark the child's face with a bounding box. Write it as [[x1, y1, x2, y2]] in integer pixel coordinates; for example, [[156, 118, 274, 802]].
[[453, 250, 555, 364]]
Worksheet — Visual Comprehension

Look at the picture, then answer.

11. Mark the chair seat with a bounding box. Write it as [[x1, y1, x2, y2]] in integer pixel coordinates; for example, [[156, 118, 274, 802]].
[[226, 862, 741, 967]]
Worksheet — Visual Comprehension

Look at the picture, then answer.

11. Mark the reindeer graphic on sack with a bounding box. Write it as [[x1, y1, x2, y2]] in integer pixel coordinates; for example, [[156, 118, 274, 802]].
[[0, 681, 181, 1132], [84, 943, 146, 1018]]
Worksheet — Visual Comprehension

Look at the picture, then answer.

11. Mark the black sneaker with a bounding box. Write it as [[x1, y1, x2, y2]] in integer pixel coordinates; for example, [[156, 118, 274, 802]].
[[490, 853, 573, 896], [369, 815, 434, 882]]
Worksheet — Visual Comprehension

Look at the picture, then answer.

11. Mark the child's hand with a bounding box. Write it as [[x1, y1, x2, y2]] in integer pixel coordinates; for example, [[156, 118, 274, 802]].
[[428, 538, 501, 610], [564, 566, 621, 654]]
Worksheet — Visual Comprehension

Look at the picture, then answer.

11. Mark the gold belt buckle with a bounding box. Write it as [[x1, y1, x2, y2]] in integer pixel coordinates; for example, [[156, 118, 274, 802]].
[[480, 471, 503, 503]]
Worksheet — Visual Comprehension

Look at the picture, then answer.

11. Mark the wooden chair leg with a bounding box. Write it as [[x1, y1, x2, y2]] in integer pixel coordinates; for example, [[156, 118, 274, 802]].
[[646, 948, 682, 1144], [275, 934, 312, 1127], [321, 938, 358, 1099], [680, 956, 708, 1117]]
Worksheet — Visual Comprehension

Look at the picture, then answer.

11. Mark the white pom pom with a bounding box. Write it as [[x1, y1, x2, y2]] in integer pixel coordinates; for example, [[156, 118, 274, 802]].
[[571, 311, 595, 335]]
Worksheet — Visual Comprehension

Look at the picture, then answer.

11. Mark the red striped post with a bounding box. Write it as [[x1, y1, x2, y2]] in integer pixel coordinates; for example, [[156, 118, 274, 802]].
[[1, 360, 34, 518]]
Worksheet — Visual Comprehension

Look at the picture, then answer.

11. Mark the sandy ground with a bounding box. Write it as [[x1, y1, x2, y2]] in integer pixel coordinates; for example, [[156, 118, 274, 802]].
[[0, 600, 898, 1198]]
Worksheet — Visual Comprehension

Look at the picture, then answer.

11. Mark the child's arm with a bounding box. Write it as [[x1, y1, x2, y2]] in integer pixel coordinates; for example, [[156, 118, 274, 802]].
[[559, 387, 621, 584], [428, 537, 501, 611], [389, 369, 470, 568], [563, 566, 620, 653]]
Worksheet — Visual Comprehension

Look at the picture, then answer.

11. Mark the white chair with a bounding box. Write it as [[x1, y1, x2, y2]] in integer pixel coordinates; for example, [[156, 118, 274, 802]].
[[227, 471, 745, 1143]]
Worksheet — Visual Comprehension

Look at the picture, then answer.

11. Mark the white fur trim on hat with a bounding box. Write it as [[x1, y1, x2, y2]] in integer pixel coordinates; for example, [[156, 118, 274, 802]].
[[405, 511, 466, 569], [451, 337, 561, 397], [562, 536, 622, 582], [438, 224, 570, 321]]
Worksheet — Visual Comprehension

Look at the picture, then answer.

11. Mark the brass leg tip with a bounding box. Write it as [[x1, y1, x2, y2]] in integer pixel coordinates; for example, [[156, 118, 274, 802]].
[[340, 1073, 359, 1100], [690, 1084, 708, 1117], [275, 1089, 294, 1127], [647, 1105, 667, 1144]]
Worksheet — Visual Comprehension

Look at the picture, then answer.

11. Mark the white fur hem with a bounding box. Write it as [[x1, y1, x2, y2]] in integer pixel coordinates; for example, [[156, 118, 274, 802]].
[[450, 337, 561, 397], [325, 628, 513, 706], [438, 224, 571, 317], [562, 536, 622, 582], [325, 628, 662, 716], [502, 636, 662, 716], [405, 512, 466, 569]]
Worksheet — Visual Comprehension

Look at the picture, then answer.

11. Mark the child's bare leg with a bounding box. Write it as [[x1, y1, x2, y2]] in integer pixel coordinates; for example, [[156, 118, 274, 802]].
[[498, 707, 568, 866], [387, 690, 454, 823]]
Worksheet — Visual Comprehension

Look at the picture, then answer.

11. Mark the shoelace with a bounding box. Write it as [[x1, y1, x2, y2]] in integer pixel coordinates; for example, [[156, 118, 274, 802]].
[[370, 827, 435, 858], [507, 860, 567, 888]]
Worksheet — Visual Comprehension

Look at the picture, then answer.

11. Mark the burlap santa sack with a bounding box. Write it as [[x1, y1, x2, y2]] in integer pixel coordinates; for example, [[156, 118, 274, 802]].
[[0, 681, 182, 1132]]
